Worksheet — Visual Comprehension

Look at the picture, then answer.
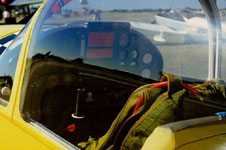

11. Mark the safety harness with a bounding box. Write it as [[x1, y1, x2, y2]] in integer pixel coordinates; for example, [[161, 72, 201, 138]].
[[79, 74, 226, 150]]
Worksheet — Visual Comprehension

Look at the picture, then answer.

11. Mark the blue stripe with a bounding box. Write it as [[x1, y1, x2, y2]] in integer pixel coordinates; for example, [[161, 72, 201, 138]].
[[0, 46, 6, 55], [0, 34, 16, 45]]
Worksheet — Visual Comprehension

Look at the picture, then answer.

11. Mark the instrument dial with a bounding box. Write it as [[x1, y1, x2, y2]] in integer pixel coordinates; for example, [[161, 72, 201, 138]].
[[119, 33, 129, 47], [119, 50, 128, 60], [141, 69, 151, 78], [143, 53, 152, 64], [130, 50, 138, 59]]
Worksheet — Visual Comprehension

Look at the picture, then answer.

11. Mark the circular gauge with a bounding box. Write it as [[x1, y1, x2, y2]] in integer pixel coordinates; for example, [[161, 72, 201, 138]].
[[130, 50, 138, 59], [119, 33, 129, 47], [119, 50, 128, 60], [130, 61, 137, 67], [119, 62, 125, 66], [143, 53, 153, 64], [141, 69, 151, 78]]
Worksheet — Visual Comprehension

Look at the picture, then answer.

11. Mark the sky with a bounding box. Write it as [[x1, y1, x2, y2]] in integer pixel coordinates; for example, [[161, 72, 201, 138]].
[[65, 0, 226, 11]]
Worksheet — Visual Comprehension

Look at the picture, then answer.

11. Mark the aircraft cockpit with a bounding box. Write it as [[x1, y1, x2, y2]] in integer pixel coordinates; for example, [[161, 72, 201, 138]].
[[2, 0, 222, 149], [21, 19, 163, 144]]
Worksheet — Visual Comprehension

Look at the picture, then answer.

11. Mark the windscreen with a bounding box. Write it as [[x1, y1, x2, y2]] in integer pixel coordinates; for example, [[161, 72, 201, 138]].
[[20, 0, 226, 148], [217, 0, 226, 80], [26, 0, 212, 81]]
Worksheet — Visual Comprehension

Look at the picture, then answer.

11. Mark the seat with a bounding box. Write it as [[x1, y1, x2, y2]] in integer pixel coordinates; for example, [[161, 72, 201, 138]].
[[141, 115, 226, 150]]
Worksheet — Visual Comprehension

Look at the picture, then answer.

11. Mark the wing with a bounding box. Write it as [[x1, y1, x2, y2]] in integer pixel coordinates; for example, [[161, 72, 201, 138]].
[[130, 21, 187, 35], [129, 21, 211, 42]]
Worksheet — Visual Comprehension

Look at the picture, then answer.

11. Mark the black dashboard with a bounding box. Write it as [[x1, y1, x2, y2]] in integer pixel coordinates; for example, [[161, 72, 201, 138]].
[[35, 21, 163, 80]]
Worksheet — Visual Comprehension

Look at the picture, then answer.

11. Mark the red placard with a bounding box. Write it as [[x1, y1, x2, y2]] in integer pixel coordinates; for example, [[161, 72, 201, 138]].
[[52, 2, 60, 14], [87, 49, 113, 58], [65, 0, 72, 4], [88, 32, 114, 47]]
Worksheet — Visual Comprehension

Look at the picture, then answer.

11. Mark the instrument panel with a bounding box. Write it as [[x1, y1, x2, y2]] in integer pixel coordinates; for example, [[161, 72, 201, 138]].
[[37, 21, 163, 80], [82, 22, 163, 80]]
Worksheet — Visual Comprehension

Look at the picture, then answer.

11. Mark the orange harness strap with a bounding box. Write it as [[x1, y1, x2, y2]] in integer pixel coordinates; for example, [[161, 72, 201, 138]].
[[132, 81, 201, 114]]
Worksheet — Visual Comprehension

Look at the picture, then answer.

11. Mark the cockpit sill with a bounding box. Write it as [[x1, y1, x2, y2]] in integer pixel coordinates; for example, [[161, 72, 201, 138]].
[[29, 118, 80, 150]]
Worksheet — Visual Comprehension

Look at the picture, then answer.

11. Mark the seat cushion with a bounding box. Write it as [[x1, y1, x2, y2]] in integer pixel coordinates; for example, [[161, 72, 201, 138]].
[[142, 116, 226, 150]]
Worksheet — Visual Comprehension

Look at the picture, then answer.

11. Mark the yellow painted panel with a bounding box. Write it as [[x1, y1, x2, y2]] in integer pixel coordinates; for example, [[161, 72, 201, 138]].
[[177, 134, 226, 150], [4, 0, 72, 149], [0, 25, 24, 38], [0, 115, 49, 150]]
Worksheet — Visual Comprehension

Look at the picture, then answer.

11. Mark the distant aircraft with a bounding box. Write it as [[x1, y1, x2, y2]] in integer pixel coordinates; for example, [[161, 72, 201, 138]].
[[80, 0, 88, 5], [130, 8, 226, 43]]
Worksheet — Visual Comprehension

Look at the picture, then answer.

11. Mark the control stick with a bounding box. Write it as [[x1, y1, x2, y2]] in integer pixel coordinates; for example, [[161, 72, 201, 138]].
[[72, 88, 85, 119]]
